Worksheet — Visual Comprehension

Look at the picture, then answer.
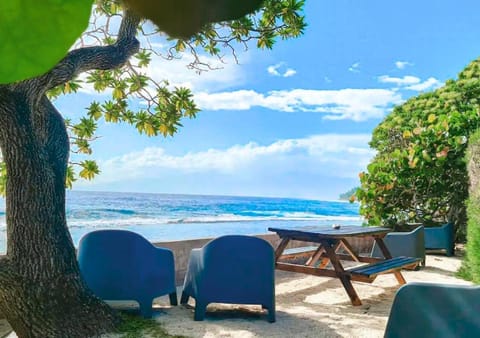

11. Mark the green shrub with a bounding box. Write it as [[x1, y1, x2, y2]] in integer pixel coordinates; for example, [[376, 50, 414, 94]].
[[357, 57, 480, 240], [461, 129, 480, 283]]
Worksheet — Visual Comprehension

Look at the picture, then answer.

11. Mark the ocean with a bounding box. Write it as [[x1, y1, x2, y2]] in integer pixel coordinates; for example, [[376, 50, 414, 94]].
[[0, 190, 362, 253]]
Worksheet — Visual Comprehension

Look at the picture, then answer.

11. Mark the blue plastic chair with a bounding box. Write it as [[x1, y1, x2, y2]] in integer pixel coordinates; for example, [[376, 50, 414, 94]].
[[77, 229, 177, 318], [371, 226, 425, 266], [424, 223, 454, 256], [384, 282, 480, 338], [180, 235, 276, 322]]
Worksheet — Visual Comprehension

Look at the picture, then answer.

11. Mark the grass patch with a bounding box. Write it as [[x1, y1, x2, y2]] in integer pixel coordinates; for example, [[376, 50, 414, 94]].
[[456, 261, 473, 281], [116, 312, 188, 338]]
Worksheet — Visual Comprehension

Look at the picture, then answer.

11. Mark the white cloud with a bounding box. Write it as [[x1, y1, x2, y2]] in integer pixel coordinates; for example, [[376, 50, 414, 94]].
[[267, 63, 297, 77], [348, 62, 360, 73], [80, 134, 374, 187], [267, 64, 281, 76], [395, 61, 413, 69], [378, 75, 421, 85], [194, 88, 402, 121], [405, 77, 442, 91], [377, 75, 443, 92], [283, 69, 297, 77]]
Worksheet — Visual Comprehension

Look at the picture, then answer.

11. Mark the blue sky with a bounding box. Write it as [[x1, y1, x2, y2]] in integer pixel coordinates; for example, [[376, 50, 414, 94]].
[[56, 0, 480, 200]]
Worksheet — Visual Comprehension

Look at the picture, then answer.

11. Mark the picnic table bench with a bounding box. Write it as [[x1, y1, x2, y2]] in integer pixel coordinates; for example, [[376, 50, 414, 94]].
[[349, 256, 420, 282]]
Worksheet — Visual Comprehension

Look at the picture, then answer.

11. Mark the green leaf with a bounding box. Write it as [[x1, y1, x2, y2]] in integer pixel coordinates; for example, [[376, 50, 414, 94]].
[[0, 0, 94, 84], [87, 101, 103, 120], [79, 160, 100, 180], [73, 117, 97, 138], [175, 40, 186, 52], [112, 87, 125, 100], [65, 166, 77, 189], [134, 50, 151, 68]]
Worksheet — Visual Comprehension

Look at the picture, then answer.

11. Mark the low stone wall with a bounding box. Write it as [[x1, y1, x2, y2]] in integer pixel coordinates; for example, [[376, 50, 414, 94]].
[[153, 233, 374, 285]]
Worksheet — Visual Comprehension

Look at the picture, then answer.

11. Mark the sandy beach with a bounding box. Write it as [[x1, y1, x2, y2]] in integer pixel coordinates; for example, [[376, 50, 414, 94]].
[[0, 253, 471, 338], [153, 253, 470, 338]]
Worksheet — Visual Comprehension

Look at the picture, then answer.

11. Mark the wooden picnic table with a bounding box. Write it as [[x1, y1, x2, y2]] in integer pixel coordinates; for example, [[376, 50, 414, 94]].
[[268, 225, 421, 306]]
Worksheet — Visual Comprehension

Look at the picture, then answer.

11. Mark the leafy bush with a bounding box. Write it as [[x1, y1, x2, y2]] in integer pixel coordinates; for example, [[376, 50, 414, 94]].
[[461, 129, 480, 282], [356, 58, 480, 240]]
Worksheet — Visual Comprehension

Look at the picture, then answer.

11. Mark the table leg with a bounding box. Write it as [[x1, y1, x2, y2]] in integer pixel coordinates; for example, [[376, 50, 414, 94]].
[[321, 239, 362, 306], [318, 241, 342, 268], [274, 238, 290, 261], [373, 236, 407, 284], [339, 239, 360, 262], [306, 246, 325, 266]]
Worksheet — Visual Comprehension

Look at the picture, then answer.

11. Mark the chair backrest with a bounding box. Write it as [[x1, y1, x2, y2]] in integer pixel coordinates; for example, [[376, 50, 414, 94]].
[[77, 229, 168, 300], [385, 283, 480, 338], [201, 235, 275, 296], [371, 226, 425, 260], [203, 235, 274, 268], [424, 222, 454, 250], [78, 229, 156, 273]]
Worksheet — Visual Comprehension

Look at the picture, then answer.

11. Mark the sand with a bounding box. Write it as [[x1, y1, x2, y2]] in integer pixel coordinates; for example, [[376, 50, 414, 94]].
[[1, 254, 472, 338], [152, 254, 470, 338]]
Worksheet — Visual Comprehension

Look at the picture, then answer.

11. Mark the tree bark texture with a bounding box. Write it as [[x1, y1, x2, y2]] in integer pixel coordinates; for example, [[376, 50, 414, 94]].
[[0, 10, 140, 338]]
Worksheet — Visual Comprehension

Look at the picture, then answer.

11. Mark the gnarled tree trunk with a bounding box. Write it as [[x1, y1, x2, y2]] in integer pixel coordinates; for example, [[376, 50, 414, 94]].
[[0, 11, 140, 338]]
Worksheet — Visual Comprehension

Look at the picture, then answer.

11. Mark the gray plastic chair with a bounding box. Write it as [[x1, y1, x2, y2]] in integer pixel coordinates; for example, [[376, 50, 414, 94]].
[[371, 226, 425, 266], [180, 235, 275, 322], [384, 282, 480, 338], [78, 230, 177, 318], [424, 223, 454, 256]]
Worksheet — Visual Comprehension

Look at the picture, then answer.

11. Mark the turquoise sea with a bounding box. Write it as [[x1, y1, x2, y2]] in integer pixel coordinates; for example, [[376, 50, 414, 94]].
[[0, 191, 362, 253]]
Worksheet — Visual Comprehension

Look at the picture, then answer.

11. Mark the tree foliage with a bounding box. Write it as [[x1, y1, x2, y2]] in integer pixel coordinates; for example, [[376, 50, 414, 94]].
[[356, 58, 480, 239], [0, 0, 306, 195], [460, 129, 480, 282]]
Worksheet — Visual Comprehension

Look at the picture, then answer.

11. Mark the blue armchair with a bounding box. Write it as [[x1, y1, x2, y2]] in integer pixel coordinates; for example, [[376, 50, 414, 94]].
[[384, 282, 480, 338], [424, 223, 454, 256], [371, 226, 425, 266], [180, 235, 276, 322], [77, 229, 177, 318]]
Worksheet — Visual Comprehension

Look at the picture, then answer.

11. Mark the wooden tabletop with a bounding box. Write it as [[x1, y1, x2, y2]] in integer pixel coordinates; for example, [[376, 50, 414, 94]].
[[268, 225, 391, 240]]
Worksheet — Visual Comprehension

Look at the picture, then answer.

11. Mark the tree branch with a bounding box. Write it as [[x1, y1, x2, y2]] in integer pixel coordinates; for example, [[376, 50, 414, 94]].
[[38, 10, 141, 93]]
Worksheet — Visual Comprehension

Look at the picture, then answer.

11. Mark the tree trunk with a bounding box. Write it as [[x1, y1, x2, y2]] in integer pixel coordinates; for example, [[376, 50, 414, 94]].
[[0, 10, 140, 337], [0, 87, 118, 337]]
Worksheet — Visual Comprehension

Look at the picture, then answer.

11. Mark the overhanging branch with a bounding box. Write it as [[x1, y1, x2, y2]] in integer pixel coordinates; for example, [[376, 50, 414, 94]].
[[38, 9, 141, 93]]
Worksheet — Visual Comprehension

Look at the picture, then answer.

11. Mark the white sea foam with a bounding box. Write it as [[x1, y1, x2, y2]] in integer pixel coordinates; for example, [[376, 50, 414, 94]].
[[0, 213, 362, 232], [67, 217, 167, 229], [161, 213, 361, 224]]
